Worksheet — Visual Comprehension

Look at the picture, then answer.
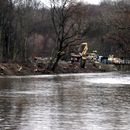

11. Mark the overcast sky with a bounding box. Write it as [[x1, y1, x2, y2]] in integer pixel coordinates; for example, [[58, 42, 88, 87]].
[[40, 0, 102, 7]]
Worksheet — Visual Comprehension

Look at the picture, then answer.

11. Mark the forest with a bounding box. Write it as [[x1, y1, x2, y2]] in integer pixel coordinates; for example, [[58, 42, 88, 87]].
[[0, 0, 130, 64]]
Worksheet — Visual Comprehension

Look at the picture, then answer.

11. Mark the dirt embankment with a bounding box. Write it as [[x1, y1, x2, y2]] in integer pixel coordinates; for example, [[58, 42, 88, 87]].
[[0, 61, 117, 76]]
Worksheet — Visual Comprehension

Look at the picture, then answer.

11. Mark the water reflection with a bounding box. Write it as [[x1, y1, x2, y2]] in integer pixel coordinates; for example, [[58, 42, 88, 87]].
[[0, 73, 130, 130]]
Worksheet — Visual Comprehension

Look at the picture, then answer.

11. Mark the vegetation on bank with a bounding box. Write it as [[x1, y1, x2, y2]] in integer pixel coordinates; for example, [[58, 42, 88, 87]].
[[0, 0, 130, 72]]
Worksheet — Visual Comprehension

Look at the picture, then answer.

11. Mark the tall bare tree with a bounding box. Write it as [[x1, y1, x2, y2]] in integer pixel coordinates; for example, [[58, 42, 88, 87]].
[[48, 0, 82, 71]]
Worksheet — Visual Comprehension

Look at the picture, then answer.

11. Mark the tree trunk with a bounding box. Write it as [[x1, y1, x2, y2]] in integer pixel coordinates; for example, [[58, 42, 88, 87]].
[[51, 56, 60, 71], [48, 52, 62, 72]]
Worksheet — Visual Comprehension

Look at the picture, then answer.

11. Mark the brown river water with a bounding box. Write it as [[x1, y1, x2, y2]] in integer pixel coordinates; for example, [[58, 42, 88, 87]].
[[0, 72, 130, 130]]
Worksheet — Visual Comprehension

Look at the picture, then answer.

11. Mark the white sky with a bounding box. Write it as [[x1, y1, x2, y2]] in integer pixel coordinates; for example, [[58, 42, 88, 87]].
[[40, 0, 102, 7]]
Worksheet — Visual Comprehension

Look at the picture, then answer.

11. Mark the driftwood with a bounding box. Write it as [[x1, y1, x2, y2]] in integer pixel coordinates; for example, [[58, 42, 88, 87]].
[[0, 65, 12, 75], [16, 64, 22, 72]]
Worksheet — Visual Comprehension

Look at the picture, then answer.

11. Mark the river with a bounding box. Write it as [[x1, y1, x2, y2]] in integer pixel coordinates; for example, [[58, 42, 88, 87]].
[[0, 72, 130, 130]]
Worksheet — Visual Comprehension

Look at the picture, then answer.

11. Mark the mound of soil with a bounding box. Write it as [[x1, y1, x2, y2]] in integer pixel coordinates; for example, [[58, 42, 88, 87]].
[[0, 61, 109, 76]]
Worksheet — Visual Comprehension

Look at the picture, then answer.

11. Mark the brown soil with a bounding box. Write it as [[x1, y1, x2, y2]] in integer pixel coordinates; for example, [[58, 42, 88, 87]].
[[0, 62, 104, 76]]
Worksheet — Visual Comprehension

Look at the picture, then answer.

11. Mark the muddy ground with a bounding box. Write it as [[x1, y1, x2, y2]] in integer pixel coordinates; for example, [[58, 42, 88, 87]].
[[0, 61, 109, 76]]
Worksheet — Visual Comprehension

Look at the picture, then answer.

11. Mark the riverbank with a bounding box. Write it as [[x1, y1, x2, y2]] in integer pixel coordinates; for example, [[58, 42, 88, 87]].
[[0, 61, 118, 76]]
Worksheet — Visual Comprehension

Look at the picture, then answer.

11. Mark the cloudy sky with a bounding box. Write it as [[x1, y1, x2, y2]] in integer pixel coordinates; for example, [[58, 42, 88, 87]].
[[40, 0, 102, 7]]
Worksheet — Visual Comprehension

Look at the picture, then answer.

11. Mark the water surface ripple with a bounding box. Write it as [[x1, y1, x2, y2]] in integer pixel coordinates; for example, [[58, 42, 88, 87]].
[[0, 72, 130, 130]]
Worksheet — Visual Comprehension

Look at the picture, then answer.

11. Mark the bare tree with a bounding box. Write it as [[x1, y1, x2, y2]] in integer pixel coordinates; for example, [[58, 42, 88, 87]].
[[48, 0, 82, 71], [0, 0, 15, 62], [100, 0, 130, 58]]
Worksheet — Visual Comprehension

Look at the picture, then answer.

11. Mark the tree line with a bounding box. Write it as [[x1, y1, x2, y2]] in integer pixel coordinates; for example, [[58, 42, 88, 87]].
[[0, 0, 130, 64]]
